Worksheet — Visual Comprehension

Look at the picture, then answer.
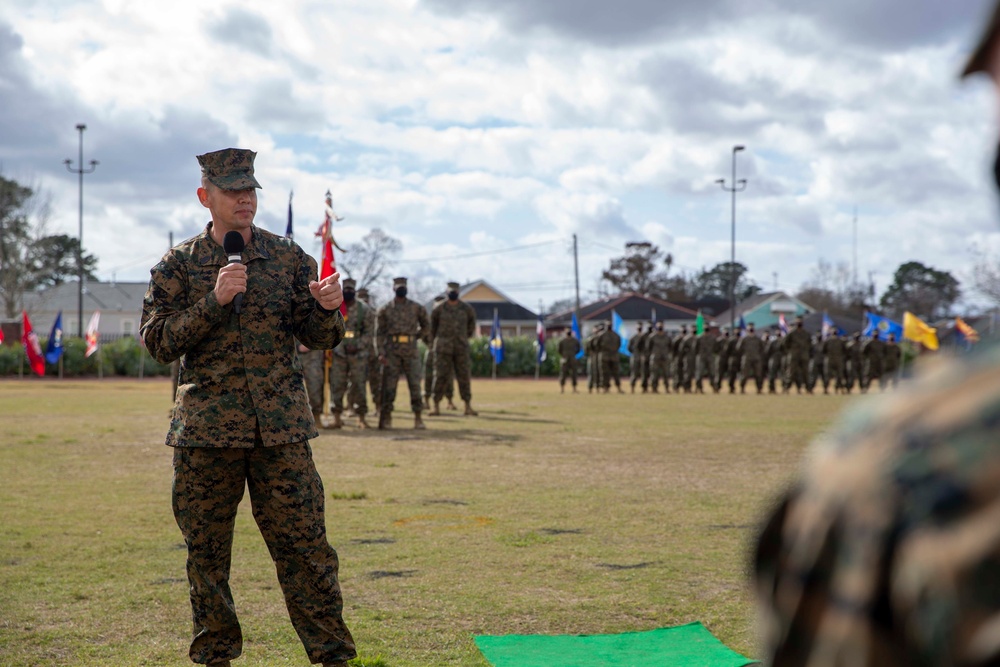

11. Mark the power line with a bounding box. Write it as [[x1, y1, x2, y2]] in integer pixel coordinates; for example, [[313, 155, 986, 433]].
[[395, 240, 560, 264]]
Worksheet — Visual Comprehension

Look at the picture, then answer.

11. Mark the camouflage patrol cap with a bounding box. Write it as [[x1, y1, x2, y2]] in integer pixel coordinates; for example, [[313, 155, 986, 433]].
[[393, 277, 408, 287], [357, 287, 370, 299], [447, 281, 460, 290], [196, 148, 262, 190], [963, 1, 1000, 77], [342, 278, 357, 289]]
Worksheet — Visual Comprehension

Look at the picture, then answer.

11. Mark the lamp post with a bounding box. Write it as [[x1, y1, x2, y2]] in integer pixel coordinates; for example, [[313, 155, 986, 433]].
[[715, 145, 747, 331], [64, 124, 98, 338]]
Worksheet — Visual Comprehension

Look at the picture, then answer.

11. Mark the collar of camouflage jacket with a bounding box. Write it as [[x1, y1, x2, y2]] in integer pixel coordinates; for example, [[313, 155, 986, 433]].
[[195, 222, 273, 267]]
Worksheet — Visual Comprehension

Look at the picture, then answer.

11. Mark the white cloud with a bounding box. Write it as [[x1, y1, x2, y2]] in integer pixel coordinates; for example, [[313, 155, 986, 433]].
[[2, 0, 999, 314]]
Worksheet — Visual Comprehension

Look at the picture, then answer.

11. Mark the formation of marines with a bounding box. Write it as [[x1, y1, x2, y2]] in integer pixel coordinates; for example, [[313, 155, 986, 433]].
[[562, 315, 904, 396], [300, 278, 479, 430]]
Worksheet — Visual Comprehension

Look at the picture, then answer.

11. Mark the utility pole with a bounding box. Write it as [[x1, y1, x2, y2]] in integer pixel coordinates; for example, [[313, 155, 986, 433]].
[[573, 233, 581, 322], [716, 145, 747, 331], [853, 206, 858, 286], [64, 123, 98, 338]]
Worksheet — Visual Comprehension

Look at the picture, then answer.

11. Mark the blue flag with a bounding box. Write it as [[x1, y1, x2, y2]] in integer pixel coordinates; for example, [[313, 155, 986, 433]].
[[612, 310, 630, 356], [738, 315, 747, 336], [489, 309, 504, 364], [863, 311, 903, 341], [45, 311, 63, 364], [571, 312, 584, 359]]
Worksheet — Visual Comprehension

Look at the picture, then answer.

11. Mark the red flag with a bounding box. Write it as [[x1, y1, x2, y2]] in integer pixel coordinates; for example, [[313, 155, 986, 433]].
[[85, 311, 101, 358], [21, 311, 45, 376], [316, 190, 347, 316]]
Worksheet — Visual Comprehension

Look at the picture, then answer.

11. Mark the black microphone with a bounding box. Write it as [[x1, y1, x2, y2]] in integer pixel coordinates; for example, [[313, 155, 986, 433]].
[[222, 231, 245, 314]]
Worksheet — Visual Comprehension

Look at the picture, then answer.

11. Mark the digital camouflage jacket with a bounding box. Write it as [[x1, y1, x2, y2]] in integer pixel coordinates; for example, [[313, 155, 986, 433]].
[[140, 223, 345, 448]]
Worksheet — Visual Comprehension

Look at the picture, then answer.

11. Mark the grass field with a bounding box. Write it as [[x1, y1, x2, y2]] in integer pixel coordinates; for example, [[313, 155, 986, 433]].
[[0, 378, 850, 666]]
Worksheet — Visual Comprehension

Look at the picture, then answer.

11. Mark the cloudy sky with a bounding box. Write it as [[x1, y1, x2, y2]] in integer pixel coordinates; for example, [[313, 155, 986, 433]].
[[3, 0, 1000, 313]]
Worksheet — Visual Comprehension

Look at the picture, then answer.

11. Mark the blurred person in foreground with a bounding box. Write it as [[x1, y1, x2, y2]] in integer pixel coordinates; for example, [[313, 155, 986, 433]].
[[140, 148, 355, 667], [752, 9, 1000, 664]]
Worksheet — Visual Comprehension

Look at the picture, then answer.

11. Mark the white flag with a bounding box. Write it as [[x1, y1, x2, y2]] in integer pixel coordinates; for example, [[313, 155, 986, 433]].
[[85, 310, 101, 358]]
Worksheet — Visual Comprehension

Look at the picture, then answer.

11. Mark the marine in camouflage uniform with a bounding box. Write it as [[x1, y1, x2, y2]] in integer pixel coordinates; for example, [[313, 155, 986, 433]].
[[328, 278, 375, 429], [298, 344, 325, 422], [430, 281, 478, 416], [639, 322, 655, 392], [881, 332, 902, 390], [672, 325, 690, 393], [557, 329, 582, 393], [585, 324, 603, 393], [422, 296, 456, 411], [863, 334, 886, 392], [647, 324, 672, 393], [599, 321, 624, 392], [724, 331, 739, 393], [807, 332, 825, 393], [375, 276, 430, 429], [754, 25, 1000, 664], [821, 331, 847, 394], [628, 322, 645, 393], [712, 330, 730, 393], [845, 331, 864, 393], [694, 330, 715, 394], [736, 324, 765, 394], [783, 317, 813, 394], [764, 332, 783, 394], [357, 288, 381, 416], [140, 148, 355, 667]]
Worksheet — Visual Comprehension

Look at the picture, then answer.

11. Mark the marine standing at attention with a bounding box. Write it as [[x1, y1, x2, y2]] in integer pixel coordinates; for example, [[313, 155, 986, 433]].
[[375, 276, 429, 430], [429, 281, 478, 416]]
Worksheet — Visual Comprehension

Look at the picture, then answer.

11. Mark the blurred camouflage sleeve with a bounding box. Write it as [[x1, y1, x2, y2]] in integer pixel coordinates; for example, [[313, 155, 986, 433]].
[[140, 251, 227, 364], [753, 349, 1000, 666]]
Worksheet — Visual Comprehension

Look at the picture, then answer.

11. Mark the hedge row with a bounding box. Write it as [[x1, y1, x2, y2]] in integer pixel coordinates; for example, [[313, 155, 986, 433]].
[[0, 335, 597, 379], [0, 337, 173, 377]]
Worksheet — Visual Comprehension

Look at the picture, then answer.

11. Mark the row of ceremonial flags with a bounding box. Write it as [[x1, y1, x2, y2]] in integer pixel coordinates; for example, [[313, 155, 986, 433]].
[[19, 310, 101, 376], [862, 310, 942, 350]]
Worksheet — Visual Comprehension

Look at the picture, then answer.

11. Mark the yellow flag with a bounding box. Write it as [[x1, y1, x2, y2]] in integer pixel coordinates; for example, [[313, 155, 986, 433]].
[[903, 312, 939, 351]]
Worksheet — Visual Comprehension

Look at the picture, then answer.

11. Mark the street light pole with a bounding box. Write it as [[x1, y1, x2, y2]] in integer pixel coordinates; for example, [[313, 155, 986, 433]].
[[64, 124, 98, 338], [716, 145, 747, 331]]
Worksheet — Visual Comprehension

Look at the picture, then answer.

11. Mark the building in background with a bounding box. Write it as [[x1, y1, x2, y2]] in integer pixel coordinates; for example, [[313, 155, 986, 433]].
[[545, 293, 701, 336], [21, 280, 146, 342], [713, 291, 815, 331]]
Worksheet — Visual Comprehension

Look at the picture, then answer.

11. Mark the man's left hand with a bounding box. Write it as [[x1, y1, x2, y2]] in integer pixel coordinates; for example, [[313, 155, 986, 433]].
[[309, 272, 344, 312]]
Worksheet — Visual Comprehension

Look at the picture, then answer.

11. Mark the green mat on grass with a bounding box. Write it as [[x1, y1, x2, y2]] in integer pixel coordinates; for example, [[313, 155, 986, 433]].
[[474, 621, 757, 667]]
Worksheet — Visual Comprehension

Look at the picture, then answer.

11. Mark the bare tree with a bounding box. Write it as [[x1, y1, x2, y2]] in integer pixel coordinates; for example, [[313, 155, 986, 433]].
[[796, 258, 869, 317], [971, 248, 1000, 308], [338, 228, 403, 294], [0, 174, 95, 319]]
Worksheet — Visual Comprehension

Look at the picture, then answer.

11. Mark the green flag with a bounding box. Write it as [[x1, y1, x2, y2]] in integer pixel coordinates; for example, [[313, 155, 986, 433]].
[[695, 310, 704, 335]]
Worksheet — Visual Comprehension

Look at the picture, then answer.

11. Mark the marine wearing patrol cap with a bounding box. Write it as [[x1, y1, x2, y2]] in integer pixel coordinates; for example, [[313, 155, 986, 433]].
[[196, 148, 262, 190], [342, 277, 357, 290], [393, 277, 408, 287]]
